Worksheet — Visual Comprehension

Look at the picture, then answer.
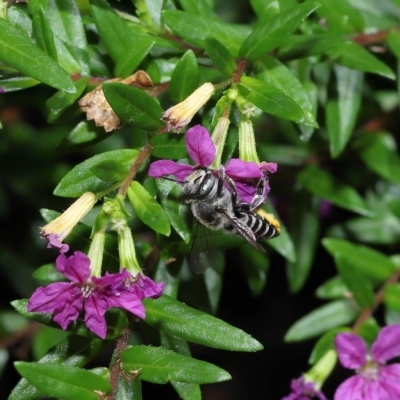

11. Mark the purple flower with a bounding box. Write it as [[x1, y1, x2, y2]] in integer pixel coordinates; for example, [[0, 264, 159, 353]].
[[282, 376, 327, 400], [334, 325, 400, 400], [27, 251, 164, 339], [149, 125, 275, 204]]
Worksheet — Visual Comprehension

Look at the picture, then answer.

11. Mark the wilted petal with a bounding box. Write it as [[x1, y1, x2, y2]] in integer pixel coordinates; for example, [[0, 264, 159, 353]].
[[53, 289, 83, 330], [225, 158, 263, 179], [335, 332, 367, 369], [107, 290, 145, 319], [136, 275, 164, 298], [334, 375, 365, 400], [259, 161, 278, 174], [56, 251, 91, 283], [186, 125, 215, 167], [46, 234, 69, 253], [149, 160, 194, 181], [84, 294, 109, 339], [282, 376, 328, 400], [27, 282, 77, 313], [371, 325, 400, 363]]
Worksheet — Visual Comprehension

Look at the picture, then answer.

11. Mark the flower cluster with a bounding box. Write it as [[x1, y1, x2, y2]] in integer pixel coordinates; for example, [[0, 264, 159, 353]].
[[148, 124, 277, 205], [28, 251, 163, 338], [334, 325, 400, 400]]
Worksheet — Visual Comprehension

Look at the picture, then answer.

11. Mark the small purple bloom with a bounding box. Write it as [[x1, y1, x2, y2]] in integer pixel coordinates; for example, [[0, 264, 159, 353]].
[[335, 325, 400, 400], [27, 251, 164, 339], [282, 376, 327, 400], [149, 125, 276, 204]]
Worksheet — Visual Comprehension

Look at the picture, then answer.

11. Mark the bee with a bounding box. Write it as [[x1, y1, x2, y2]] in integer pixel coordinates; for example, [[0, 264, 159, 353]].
[[181, 167, 280, 262]]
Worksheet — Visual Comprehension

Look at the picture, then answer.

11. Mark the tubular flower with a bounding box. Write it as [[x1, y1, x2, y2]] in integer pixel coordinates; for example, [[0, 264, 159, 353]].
[[282, 376, 328, 400], [27, 251, 164, 339], [41, 192, 97, 253], [162, 83, 215, 131], [148, 124, 275, 205], [334, 325, 400, 400]]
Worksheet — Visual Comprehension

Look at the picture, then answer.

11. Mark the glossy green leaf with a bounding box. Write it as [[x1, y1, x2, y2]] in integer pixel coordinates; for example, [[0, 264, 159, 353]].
[[156, 179, 192, 244], [127, 181, 171, 236], [315, 276, 348, 300], [54, 149, 138, 197], [144, 295, 263, 351], [353, 132, 400, 184], [0, 18, 75, 93], [335, 257, 375, 308], [285, 300, 358, 342], [32, 327, 70, 361], [250, 0, 281, 18], [11, 299, 128, 340], [102, 83, 164, 130], [286, 192, 320, 293], [115, 35, 155, 78], [120, 345, 231, 384], [387, 29, 400, 60], [32, 263, 64, 283], [169, 50, 199, 102], [309, 328, 346, 364], [384, 284, 400, 313], [327, 65, 363, 157], [238, 76, 305, 124], [32, 7, 57, 60], [327, 41, 395, 80], [239, 2, 320, 60], [90, 160, 129, 182], [14, 362, 111, 400], [178, 0, 219, 20], [162, 10, 250, 56], [262, 202, 296, 262], [204, 37, 237, 76], [297, 165, 372, 216], [322, 238, 397, 281], [47, 77, 88, 123], [253, 55, 317, 127], [150, 133, 187, 159], [0, 76, 40, 92], [7, 5, 33, 35], [9, 335, 104, 400]]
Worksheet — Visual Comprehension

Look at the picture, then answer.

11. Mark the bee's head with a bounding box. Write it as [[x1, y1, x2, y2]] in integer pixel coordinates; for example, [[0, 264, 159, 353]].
[[182, 168, 215, 202]]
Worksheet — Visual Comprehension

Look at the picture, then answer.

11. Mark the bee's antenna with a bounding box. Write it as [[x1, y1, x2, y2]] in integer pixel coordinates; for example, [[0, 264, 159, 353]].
[[160, 176, 187, 184]]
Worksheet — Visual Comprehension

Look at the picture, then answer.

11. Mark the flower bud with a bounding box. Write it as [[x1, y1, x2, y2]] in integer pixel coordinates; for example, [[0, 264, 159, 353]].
[[162, 82, 215, 131], [238, 116, 260, 164], [118, 225, 141, 276], [41, 192, 97, 252]]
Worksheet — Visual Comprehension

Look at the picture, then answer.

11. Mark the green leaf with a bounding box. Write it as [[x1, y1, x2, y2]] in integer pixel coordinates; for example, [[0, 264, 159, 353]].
[[204, 37, 237, 76], [315, 276, 348, 300], [0, 18, 75, 93], [162, 9, 250, 56], [14, 362, 111, 400], [297, 165, 372, 216], [120, 345, 231, 384], [240, 246, 269, 296], [353, 132, 400, 184], [90, 160, 129, 182], [47, 0, 90, 75], [387, 29, 400, 60], [54, 149, 138, 197], [253, 55, 317, 127], [9, 335, 104, 400], [32, 263, 64, 283], [327, 41, 395, 80], [309, 328, 346, 364], [322, 238, 397, 281], [238, 76, 305, 124], [177, 0, 220, 20], [32, 7, 58, 61], [155, 179, 192, 244], [326, 66, 363, 157], [384, 284, 400, 313], [144, 295, 263, 351], [335, 257, 375, 308], [102, 83, 164, 130], [239, 2, 320, 61], [47, 77, 88, 123], [127, 181, 171, 236], [286, 192, 320, 293], [150, 133, 187, 159], [0, 76, 40, 92], [285, 300, 358, 341], [11, 299, 128, 340], [169, 50, 199, 102]]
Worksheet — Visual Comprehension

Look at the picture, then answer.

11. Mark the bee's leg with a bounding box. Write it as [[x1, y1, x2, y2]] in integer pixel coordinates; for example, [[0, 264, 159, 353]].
[[218, 166, 239, 203], [250, 172, 268, 211]]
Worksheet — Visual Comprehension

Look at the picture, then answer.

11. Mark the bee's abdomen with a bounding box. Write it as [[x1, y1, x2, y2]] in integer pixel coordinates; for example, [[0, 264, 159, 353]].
[[240, 211, 279, 239]]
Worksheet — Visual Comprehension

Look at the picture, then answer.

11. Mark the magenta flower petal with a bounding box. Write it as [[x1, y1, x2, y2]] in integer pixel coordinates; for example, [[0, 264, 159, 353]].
[[56, 251, 91, 283], [53, 289, 83, 330], [136, 275, 164, 298], [379, 364, 400, 386], [107, 291, 145, 319], [225, 158, 263, 179], [185, 125, 215, 167], [47, 234, 69, 254], [335, 332, 367, 369], [148, 159, 194, 181], [235, 182, 257, 204], [84, 295, 109, 339], [92, 270, 130, 287], [371, 324, 400, 363], [334, 375, 365, 400], [282, 376, 327, 400], [259, 161, 278, 174]]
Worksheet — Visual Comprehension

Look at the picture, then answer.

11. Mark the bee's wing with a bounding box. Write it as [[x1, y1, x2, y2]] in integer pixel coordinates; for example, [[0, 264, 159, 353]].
[[190, 222, 212, 274], [217, 207, 266, 253]]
